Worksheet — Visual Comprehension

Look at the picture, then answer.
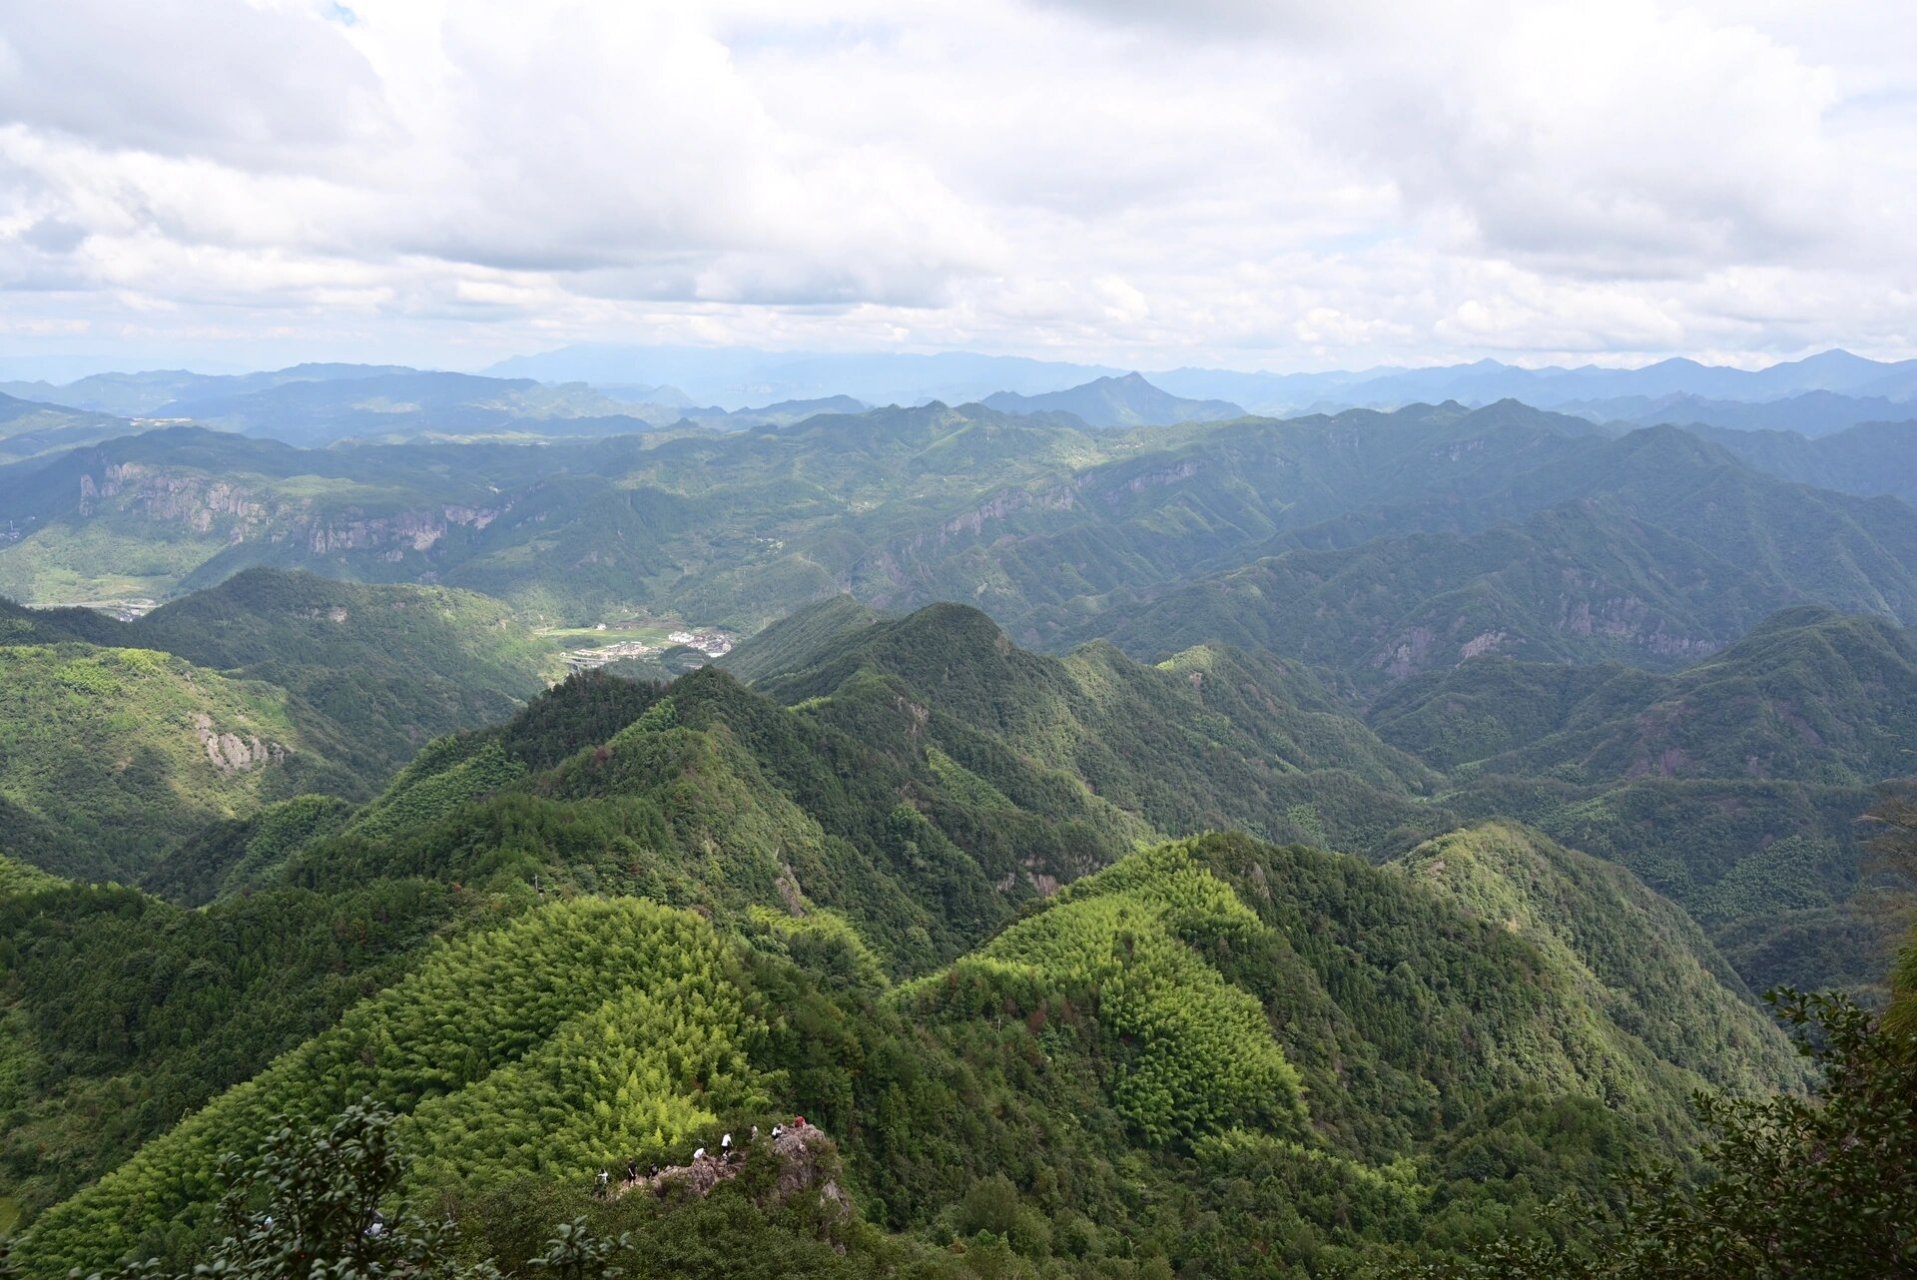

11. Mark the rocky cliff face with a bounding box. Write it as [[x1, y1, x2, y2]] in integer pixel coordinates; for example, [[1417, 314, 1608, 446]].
[[75, 463, 506, 564], [192, 712, 288, 774]]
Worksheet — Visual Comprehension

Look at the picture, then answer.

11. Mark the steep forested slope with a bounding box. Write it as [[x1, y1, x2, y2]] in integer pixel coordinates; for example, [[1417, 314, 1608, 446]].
[[0, 869, 457, 1226], [0, 571, 553, 879], [1371, 607, 1917, 785], [124, 569, 551, 776], [754, 602, 1442, 853], [1080, 428, 1917, 690], [0, 643, 359, 879], [0, 401, 1607, 628], [1364, 608, 1917, 999], [0, 394, 139, 465], [178, 602, 1439, 964], [1692, 419, 1917, 505], [716, 594, 886, 684], [11, 824, 1801, 1278], [5, 394, 1913, 1276]]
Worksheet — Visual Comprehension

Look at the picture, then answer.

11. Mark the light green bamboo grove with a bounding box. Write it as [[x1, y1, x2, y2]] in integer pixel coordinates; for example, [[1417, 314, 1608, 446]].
[[907, 840, 1309, 1146], [17, 898, 752, 1276]]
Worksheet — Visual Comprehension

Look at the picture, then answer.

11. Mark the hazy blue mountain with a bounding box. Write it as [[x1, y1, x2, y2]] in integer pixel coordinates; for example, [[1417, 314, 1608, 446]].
[[981, 372, 1245, 427], [0, 364, 679, 443], [0, 364, 418, 417], [1266, 350, 1917, 415], [485, 344, 1126, 407], [1687, 420, 1917, 505], [154, 370, 678, 445], [682, 394, 870, 429], [1150, 351, 1917, 416], [593, 381, 697, 408], [22, 347, 1917, 426], [1560, 390, 1917, 437], [0, 392, 142, 464]]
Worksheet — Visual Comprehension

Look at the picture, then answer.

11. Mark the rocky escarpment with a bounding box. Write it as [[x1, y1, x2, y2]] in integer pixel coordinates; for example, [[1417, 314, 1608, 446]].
[[73, 462, 505, 561], [192, 712, 288, 773], [618, 1126, 851, 1224]]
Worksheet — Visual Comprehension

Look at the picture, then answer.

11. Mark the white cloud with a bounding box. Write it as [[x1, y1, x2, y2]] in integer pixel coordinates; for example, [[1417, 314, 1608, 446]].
[[0, 0, 1912, 374]]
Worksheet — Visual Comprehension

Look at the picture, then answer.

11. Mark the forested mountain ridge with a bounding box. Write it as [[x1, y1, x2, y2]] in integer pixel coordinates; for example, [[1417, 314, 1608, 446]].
[[218, 601, 1451, 965], [8, 401, 1910, 692], [0, 401, 1608, 627], [721, 599, 1912, 1006], [1370, 606, 1917, 785], [1357, 606, 1917, 1002], [123, 569, 552, 775], [1075, 426, 1917, 688], [0, 641, 360, 881], [749, 601, 1442, 850], [0, 590, 1895, 1278], [5, 582, 1902, 999], [1690, 418, 1917, 506], [0, 393, 143, 466], [0, 427, 501, 604], [8, 802, 1801, 1278], [0, 570, 552, 878]]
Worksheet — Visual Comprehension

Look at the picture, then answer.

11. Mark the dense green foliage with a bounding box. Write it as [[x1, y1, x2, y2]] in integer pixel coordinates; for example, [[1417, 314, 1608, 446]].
[[718, 595, 885, 685], [1083, 427, 1917, 690], [0, 642, 357, 878], [1368, 991, 1917, 1280], [11, 402, 1885, 651], [0, 874, 455, 1221], [13, 823, 1808, 1279], [124, 569, 552, 778], [83, 1103, 484, 1280], [1394, 825, 1800, 1096], [1372, 607, 1917, 785], [910, 842, 1311, 1146], [1364, 606, 1917, 999], [139, 794, 356, 905], [755, 602, 1442, 857], [16, 898, 748, 1272], [0, 569, 555, 878]]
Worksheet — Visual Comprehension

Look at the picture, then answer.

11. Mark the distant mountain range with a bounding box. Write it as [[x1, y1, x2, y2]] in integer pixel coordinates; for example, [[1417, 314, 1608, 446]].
[[482, 343, 1917, 418], [0, 366, 888, 449], [7, 348, 1917, 442]]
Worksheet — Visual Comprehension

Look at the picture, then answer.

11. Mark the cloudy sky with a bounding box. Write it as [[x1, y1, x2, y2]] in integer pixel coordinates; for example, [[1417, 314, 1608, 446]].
[[1, 0, 1913, 377]]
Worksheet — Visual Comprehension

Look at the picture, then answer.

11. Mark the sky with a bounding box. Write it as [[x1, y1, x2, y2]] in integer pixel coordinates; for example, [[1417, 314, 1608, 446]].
[[1, 0, 1914, 378]]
